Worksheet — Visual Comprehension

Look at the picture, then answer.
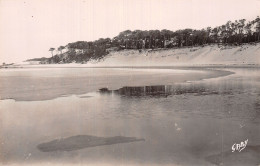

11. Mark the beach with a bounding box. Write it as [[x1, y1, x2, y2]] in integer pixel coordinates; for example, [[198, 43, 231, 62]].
[[1, 0, 260, 165]]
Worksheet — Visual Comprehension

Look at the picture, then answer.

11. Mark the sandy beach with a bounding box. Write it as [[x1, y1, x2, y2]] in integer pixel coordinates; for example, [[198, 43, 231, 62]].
[[1, 0, 260, 165], [1, 44, 260, 166]]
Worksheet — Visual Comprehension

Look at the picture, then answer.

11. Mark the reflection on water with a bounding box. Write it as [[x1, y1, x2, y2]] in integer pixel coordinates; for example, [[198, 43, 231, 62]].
[[99, 84, 231, 97], [95, 75, 260, 122]]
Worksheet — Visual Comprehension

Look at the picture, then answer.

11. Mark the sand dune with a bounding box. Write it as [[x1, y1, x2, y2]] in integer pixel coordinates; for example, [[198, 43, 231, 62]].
[[86, 43, 260, 67], [9, 43, 260, 68]]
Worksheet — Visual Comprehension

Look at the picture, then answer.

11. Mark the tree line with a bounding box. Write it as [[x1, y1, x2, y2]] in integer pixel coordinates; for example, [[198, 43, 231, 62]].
[[46, 16, 260, 63]]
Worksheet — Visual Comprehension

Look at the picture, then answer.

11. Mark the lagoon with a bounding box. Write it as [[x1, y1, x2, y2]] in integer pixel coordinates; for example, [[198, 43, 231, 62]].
[[0, 67, 260, 165]]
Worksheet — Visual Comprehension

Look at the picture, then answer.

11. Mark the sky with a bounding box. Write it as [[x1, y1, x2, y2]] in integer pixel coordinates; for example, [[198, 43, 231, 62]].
[[0, 0, 260, 63]]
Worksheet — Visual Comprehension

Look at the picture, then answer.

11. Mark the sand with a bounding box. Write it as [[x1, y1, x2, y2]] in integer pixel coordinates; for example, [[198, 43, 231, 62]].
[[11, 43, 260, 68], [89, 44, 260, 66], [1, 43, 260, 165]]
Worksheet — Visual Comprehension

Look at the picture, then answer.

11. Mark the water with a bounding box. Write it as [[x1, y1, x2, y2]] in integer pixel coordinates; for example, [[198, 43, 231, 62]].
[[0, 67, 260, 166]]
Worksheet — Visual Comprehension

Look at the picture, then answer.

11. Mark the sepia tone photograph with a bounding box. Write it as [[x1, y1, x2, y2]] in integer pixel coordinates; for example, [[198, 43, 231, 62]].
[[0, 0, 260, 165]]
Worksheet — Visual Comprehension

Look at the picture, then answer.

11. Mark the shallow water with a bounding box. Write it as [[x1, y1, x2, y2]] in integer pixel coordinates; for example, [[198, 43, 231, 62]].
[[0, 67, 260, 166], [0, 67, 230, 101]]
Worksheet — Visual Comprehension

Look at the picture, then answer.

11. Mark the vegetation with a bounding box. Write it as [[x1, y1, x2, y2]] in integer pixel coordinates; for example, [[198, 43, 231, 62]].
[[26, 57, 49, 62], [48, 48, 55, 57], [42, 16, 260, 64], [58, 46, 65, 54]]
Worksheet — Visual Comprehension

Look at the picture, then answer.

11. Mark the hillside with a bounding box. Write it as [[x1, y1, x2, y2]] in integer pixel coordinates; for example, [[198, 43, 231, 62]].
[[22, 43, 260, 67], [83, 43, 259, 66]]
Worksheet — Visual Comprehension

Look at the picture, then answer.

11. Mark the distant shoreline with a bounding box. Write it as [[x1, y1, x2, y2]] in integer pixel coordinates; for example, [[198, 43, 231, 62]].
[[1, 43, 259, 69], [0, 43, 259, 71], [2, 64, 260, 69]]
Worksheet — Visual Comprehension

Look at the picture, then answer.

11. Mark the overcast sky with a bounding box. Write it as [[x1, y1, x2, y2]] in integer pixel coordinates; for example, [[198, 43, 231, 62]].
[[0, 0, 260, 63]]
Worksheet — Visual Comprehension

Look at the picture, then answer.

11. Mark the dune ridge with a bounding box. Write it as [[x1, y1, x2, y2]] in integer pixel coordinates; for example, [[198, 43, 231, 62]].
[[87, 44, 260, 67]]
